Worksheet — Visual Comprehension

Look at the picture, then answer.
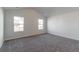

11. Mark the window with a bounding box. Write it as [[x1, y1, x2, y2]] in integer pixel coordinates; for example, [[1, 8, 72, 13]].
[[14, 16, 24, 32], [38, 19, 44, 30]]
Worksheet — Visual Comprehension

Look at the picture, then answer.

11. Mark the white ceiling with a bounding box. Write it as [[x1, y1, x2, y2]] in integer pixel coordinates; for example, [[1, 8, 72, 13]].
[[3, 7, 79, 17], [33, 7, 54, 17], [34, 7, 79, 17], [3, 7, 54, 17], [3, 7, 28, 10]]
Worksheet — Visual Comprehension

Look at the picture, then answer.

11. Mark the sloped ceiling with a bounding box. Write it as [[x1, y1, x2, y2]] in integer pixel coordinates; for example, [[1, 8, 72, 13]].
[[33, 7, 54, 17], [34, 7, 79, 17], [3, 7, 54, 17], [3, 7, 79, 17]]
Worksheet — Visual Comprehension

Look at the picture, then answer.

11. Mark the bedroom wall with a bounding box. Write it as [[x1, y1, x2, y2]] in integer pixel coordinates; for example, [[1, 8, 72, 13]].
[[0, 8, 4, 48], [4, 8, 47, 40], [48, 7, 79, 40]]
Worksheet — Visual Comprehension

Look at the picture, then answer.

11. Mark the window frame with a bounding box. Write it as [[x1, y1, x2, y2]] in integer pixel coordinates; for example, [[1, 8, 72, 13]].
[[38, 19, 44, 30], [14, 16, 24, 32]]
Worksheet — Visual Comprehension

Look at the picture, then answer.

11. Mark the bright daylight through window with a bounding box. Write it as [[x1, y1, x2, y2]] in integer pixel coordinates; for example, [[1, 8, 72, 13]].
[[14, 16, 24, 32], [38, 19, 44, 30]]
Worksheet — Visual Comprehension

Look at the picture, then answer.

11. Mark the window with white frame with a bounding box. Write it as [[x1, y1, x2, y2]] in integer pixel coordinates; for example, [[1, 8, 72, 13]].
[[38, 19, 44, 30], [14, 16, 24, 32]]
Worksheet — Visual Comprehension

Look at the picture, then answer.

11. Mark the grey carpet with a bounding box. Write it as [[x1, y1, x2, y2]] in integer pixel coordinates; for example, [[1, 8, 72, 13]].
[[0, 34, 79, 52]]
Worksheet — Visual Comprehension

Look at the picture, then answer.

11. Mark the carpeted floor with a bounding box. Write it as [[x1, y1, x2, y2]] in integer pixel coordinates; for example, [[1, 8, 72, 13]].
[[0, 33, 79, 52]]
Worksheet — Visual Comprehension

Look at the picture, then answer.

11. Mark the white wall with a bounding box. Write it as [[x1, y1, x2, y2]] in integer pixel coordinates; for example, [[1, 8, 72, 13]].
[[4, 8, 47, 40], [48, 8, 79, 40], [0, 8, 4, 48]]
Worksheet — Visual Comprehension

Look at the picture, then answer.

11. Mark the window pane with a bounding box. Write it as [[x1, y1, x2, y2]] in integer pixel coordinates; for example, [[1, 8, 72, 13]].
[[38, 19, 43, 25], [14, 16, 24, 32], [19, 25, 23, 28], [38, 19, 43, 30], [38, 25, 43, 30], [19, 27, 24, 31]]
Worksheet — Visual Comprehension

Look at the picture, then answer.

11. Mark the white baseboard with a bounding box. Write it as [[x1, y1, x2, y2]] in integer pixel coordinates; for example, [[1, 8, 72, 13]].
[[5, 33, 47, 41], [48, 32, 77, 40]]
